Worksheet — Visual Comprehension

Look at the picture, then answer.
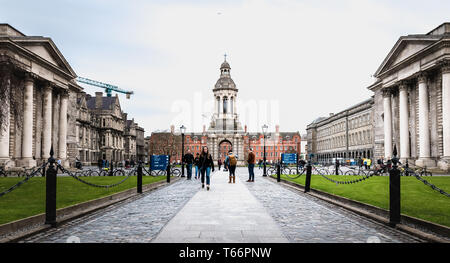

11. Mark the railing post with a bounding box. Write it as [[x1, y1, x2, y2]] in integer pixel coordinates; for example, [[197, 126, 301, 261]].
[[277, 162, 281, 182], [167, 155, 171, 183], [389, 146, 401, 226], [109, 161, 113, 176], [137, 161, 143, 194], [405, 159, 409, 176], [305, 160, 312, 193], [45, 146, 57, 227], [335, 159, 339, 175]]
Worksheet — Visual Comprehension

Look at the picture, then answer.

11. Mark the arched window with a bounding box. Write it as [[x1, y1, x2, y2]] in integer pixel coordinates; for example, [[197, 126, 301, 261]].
[[223, 97, 228, 114]]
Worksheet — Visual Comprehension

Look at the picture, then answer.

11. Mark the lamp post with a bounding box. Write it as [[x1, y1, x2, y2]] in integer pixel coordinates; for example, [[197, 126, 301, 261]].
[[180, 125, 186, 177], [262, 124, 268, 176]]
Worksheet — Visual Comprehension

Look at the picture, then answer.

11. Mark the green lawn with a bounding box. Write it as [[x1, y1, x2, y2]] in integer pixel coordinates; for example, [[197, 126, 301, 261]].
[[0, 175, 167, 225], [275, 174, 450, 227]]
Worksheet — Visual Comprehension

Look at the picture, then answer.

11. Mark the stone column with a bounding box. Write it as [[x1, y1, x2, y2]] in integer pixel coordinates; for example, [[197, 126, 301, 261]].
[[383, 89, 393, 159], [20, 77, 36, 168], [416, 73, 435, 167], [42, 85, 52, 159], [439, 64, 450, 170], [58, 91, 68, 166], [0, 76, 11, 167], [399, 83, 410, 161]]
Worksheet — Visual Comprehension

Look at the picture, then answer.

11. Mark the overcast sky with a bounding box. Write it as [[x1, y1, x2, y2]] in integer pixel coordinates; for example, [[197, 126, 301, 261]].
[[1, 0, 449, 135]]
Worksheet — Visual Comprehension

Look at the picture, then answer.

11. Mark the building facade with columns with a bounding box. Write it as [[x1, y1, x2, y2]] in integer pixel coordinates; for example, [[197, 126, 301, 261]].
[[0, 24, 82, 168], [306, 98, 374, 164], [368, 22, 450, 169]]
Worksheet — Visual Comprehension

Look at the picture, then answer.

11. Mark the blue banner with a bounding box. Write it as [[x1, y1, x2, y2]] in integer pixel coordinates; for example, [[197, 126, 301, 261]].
[[151, 155, 169, 170], [282, 153, 297, 164]]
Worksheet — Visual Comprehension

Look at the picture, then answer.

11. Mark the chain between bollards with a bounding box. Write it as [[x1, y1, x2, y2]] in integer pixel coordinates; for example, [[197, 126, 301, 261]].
[[137, 161, 143, 194]]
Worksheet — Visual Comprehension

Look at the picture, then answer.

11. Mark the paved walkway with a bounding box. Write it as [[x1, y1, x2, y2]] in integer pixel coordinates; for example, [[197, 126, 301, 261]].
[[20, 167, 424, 243], [152, 170, 288, 243], [20, 179, 200, 243]]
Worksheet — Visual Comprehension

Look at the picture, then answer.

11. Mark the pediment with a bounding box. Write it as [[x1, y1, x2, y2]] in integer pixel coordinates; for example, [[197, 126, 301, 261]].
[[14, 38, 77, 78], [375, 37, 438, 77]]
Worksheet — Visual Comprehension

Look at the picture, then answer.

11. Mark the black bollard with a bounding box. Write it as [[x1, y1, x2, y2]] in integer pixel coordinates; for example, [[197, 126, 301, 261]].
[[305, 161, 312, 193], [137, 161, 143, 194], [109, 161, 114, 176], [45, 147, 57, 227], [277, 162, 281, 182], [389, 146, 401, 226], [405, 160, 409, 176], [166, 163, 171, 183]]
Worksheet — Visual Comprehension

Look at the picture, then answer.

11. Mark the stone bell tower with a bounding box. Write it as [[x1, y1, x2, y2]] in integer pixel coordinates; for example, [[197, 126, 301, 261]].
[[207, 56, 244, 164]]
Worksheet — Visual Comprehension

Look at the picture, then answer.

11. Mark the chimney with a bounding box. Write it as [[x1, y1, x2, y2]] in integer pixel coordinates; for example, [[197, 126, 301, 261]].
[[275, 125, 280, 133], [203, 125, 206, 133], [170, 125, 175, 134], [95, 92, 103, 109], [244, 125, 247, 133], [329, 113, 334, 117]]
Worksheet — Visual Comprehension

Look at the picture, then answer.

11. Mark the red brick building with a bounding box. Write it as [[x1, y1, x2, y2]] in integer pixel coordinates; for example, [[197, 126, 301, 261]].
[[147, 124, 301, 164]]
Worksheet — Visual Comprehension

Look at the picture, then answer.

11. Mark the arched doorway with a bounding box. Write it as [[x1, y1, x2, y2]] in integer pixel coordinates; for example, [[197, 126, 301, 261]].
[[218, 139, 232, 162]]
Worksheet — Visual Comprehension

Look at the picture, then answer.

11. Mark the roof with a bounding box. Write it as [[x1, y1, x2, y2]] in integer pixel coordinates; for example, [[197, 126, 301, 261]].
[[0, 24, 78, 79], [86, 95, 117, 110], [215, 76, 236, 90], [221, 61, 230, 69], [0, 24, 25, 37], [372, 23, 450, 78]]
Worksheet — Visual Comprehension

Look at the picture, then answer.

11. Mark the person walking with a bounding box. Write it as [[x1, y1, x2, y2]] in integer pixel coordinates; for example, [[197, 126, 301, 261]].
[[194, 153, 200, 179], [218, 159, 222, 171], [247, 148, 256, 182], [199, 146, 214, 190], [225, 150, 238, 184], [183, 149, 194, 180]]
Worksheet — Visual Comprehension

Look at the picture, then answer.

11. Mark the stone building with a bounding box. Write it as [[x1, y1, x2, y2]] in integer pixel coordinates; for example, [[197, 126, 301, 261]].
[[75, 92, 101, 165], [136, 124, 145, 162], [242, 125, 301, 163], [85, 92, 125, 163], [147, 59, 301, 165], [306, 98, 374, 164], [368, 22, 450, 169], [0, 24, 82, 168], [0, 24, 146, 168], [123, 116, 145, 162]]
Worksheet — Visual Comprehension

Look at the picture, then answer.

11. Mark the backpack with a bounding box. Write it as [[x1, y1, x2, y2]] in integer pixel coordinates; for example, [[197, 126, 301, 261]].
[[229, 154, 237, 166]]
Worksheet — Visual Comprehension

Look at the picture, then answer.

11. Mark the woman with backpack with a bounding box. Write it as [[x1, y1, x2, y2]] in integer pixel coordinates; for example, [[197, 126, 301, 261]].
[[194, 152, 200, 179], [225, 150, 237, 184], [199, 146, 215, 190]]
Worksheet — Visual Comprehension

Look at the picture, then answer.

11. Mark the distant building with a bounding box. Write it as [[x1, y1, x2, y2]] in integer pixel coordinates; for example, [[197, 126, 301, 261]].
[[307, 22, 450, 170], [147, 59, 301, 165], [306, 99, 374, 164]]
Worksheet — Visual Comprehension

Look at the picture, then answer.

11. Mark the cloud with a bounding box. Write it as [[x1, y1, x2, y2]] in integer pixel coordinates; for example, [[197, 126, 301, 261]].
[[2, 0, 450, 135]]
